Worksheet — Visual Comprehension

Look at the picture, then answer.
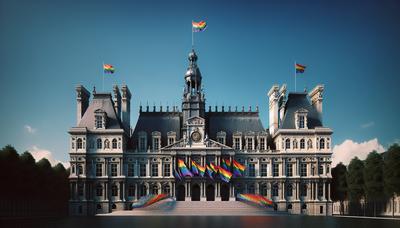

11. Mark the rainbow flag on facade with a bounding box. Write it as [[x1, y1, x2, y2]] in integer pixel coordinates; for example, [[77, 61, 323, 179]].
[[209, 162, 218, 173], [197, 164, 206, 177], [191, 160, 199, 175], [295, 63, 306, 73], [221, 159, 231, 170], [174, 168, 182, 181], [206, 164, 214, 179], [233, 159, 245, 177], [219, 166, 233, 183], [192, 21, 207, 32], [178, 159, 193, 177], [103, 64, 115, 74]]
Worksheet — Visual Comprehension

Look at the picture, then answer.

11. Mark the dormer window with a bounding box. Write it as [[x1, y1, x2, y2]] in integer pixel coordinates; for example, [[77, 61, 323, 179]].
[[167, 131, 177, 145], [152, 131, 161, 152], [295, 109, 308, 129], [217, 131, 226, 145], [233, 132, 243, 150], [94, 109, 107, 129], [138, 131, 147, 152]]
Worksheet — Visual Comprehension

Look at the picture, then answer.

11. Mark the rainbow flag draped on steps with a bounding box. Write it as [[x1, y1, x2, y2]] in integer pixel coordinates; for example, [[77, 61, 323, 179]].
[[197, 164, 206, 177], [103, 64, 115, 74], [218, 166, 233, 183], [237, 194, 273, 207], [132, 194, 170, 208], [178, 159, 193, 177], [191, 160, 199, 175], [295, 63, 306, 73], [233, 159, 245, 177], [192, 21, 207, 32]]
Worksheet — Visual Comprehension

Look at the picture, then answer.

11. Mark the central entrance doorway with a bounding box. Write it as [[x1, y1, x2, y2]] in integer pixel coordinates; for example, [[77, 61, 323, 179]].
[[176, 185, 185, 201], [221, 183, 230, 201], [206, 184, 215, 201], [191, 184, 200, 201]]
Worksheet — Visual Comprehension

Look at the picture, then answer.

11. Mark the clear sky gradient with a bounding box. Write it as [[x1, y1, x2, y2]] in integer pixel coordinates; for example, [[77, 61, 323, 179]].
[[0, 0, 399, 163]]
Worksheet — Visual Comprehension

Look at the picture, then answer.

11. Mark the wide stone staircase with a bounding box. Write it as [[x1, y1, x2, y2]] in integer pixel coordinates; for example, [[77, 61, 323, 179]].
[[107, 200, 282, 216]]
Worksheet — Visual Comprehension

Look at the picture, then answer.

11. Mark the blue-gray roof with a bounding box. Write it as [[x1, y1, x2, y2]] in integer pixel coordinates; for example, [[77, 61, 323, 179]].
[[280, 93, 322, 129]]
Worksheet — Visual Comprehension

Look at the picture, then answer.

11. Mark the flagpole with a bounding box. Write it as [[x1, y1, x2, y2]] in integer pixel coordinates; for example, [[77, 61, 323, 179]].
[[102, 61, 105, 92], [294, 61, 297, 92], [191, 20, 194, 49]]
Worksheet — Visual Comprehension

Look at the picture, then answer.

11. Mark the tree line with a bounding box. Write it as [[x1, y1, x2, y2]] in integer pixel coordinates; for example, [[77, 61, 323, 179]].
[[331, 144, 400, 217], [0, 145, 69, 217]]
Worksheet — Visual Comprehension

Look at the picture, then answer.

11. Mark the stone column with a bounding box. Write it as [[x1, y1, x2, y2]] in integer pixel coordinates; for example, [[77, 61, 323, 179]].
[[121, 182, 125, 201], [146, 159, 150, 177], [296, 182, 299, 200], [135, 183, 139, 200], [104, 182, 108, 201], [328, 183, 331, 201], [70, 182, 74, 200], [323, 181, 326, 200]]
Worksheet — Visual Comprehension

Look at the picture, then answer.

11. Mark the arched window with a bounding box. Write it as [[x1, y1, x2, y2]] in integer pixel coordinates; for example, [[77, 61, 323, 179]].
[[293, 139, 298, 149], [97, 139, 102, 149], [77, 138, 83, 149], [307, 139, 313, 149], [272, 184, 279, 197], [300, 139, 305, 149], [163, 185, 171, 195], [286, 184, 293, 197], [96, 185, 103, 196], [112, 139, 117, 149], [320, 138, 325, 149], [152, 185, 159, 194], [260, 184, 268, 196], [104, 139, 110, 149], [77, 165, 83, 175], [285, 139, 291, 149], [111, 185, 118, 196]]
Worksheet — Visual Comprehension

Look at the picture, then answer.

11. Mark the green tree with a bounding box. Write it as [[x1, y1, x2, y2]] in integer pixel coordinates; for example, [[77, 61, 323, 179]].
[[347, 157, 365, 215], [383, 144, 400, 217], [363, 151, 384, 216], [331, 162, 347, 214]]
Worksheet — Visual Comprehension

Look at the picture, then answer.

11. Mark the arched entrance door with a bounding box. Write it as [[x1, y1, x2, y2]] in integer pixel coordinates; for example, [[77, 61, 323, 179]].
[[206, 184, 215, 201], [176, 185, 185, 201], [191, 184, 200, 201], [221, 183, 230, 201]]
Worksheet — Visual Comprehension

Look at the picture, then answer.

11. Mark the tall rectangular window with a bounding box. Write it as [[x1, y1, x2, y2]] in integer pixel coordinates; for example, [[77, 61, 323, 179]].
[[128, 185, 135, 197], [95, 115, 103, 128], [151, 163, 158, 177], [140, 163, 146, 177], [163, 163, 170, 177], [247, 138, 253, 150], [153, 138, 160, 151], [168, 137, 175, 145], [248, 163, 255, 177], [234, 138, 241, 150], [299, 115, 305, 129], [300, 184, 307, 197], [318, 183, 324, 197], [300, 163, 307, 177], [260, 164, 267, 176], [139, 137, 146, 151], [128, 163, 135, 177], [96, 164, 102, 177], [319, 165, 324, 175], [260, 138, 265, 151], [217, 137, 225, 145], [273, 163, 279, 177], [111, 163, 118, 176], [286, 163, 293, 177]]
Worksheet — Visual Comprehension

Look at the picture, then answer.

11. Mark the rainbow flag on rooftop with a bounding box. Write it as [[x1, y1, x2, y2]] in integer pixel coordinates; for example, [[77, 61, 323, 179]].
[[192, 21, 207, 32], [295, 63, 306, 73], [103, 64, 115, 74]]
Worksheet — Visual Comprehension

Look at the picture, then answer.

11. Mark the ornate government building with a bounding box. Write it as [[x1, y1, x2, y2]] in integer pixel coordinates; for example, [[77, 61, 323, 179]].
[[68, 50, 333, 216]]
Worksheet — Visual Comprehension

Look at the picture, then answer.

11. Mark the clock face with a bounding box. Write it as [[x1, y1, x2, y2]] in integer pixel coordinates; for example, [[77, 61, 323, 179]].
[[191, 131, 202, 142]]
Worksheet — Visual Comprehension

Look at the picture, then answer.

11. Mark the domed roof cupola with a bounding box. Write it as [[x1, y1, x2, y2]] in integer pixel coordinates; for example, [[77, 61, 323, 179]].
[[184, 49, 202, 90]]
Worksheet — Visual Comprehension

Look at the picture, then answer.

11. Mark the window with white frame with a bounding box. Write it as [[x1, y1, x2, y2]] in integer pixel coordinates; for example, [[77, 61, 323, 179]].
[[95, 115, 103, 129], [140, 163, 146, 177], [247, 138, 253, 151], [300, 139, 305, 149], [300, 163, 307, 176], [97, 138, 102, 149], [286, 184, 293, 197], [272, 184, 279, 197], [234, 137, 241, 150], [248, 163, 255, 177], [111, 163, 118, 176], [167, 131, 176, 145], [128, 163, 135, 176], [260, 137, 266, 151], [320, 138, 325, 149], [112, 138, 117, 149], [299, 115, 305, 128], [163, 163, 170, 177], [307, 139, 313, 149], [285, 139, 291, 149], [77, 138, 83, 149], [286, 163, 293, 177], [260, 164, 267, 176], [318, 164, 324, 175], [168, 137, 175, 145], [273, 163, 279, 177], [151, 163, 158, 176], [153, 138, 160, 151], [295, 109, 308, 129], [128, 185, 135, 197], [96, 163, 102, 176]]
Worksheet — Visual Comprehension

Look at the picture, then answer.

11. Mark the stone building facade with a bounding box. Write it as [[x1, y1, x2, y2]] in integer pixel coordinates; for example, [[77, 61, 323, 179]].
[[68, 50, 333, 216]]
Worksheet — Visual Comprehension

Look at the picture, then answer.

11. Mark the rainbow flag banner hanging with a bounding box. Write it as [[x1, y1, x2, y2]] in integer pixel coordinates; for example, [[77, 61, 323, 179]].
[[197, 164, 206, 177], [237, 194, 273, 207], [174, 168, 182, 181], [295, 63, 306, 73], [192, 21, 207, 32], [132, 194, 170, 208], [233, 160, 245, 177], [209, 162, 217, 173], [218, 166, 233, 183], [191, 160, 199, 175], [225, 159, 231, 168], [103, 64, 115, 74], [206, 164, 214, 179], [178, 159, 193, 177]]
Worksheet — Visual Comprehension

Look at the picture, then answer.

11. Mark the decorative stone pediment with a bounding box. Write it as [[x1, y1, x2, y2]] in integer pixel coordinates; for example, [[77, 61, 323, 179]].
[[186, 116, 205, 126]]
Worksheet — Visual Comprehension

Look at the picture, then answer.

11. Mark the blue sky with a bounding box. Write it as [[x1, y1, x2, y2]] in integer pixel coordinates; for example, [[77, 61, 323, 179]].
[[0, 0, 399, 165]]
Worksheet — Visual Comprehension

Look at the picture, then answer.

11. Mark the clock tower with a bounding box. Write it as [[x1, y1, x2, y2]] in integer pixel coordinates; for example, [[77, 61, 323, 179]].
[[181, 49, 206, 140]]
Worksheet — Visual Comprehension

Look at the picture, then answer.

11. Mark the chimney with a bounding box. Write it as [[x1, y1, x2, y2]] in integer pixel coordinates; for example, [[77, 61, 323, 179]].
[[121, 85, 131, 131], [309, 85, 324, 120], [113, 85, 121, 119], [268, 85, 279, 135], [278, 84, 287, 124], [75, 85, 90, 125]]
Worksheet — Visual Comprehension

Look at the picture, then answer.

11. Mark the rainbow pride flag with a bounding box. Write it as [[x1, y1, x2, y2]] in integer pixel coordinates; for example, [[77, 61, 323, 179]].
[[206, 164, 214, 179], [191, 160, 199, 175], [132, 194, 169, 208], [192, 21, 207, 32], [219, 166, 233, 183], [178, 159, 193, 177], [103, 64, 115, 74], [197, 164, 206, 177], [237, 194, 273, 207], [224, 159, 231, 168], [209, 162, 217, 173], [174, 168, 182, 181], [295, 63, 306, 73], [233, 159, 245, 177]]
